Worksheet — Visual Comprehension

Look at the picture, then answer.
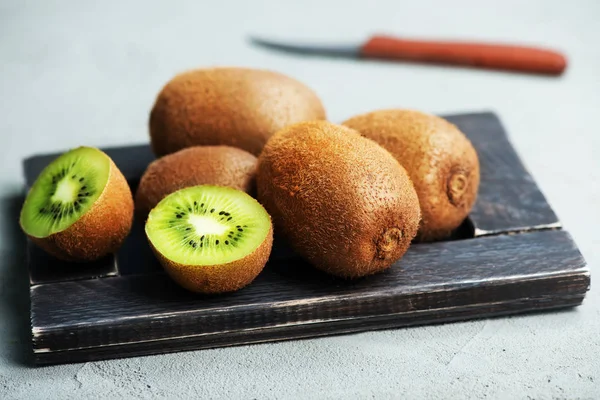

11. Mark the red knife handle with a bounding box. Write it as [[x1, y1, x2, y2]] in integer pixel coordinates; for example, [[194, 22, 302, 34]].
[[360, 35, 567, 75]]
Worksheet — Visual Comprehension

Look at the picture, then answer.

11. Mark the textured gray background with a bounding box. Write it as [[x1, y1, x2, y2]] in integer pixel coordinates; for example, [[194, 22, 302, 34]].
[[1, 0, 599, 398]]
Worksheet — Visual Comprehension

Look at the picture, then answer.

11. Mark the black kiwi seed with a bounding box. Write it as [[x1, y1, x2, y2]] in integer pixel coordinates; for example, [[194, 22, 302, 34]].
[[225, 240, 229, 245], [234, 238, 239, 241], [194, 201, 197, 206], [219, 211, 225, 215], [200, 235, 205, 241], [71, 175, 76, 179], [237, 228, 243, 232], [186, 227, 191, 231], [201, 203, 204, 207], [81, 186, 87, 190], [176, 215, 182, 219], [227, 217, 232, 221], [216, 240, 219, 245], [188, 207, 192, 212], [210, 208, 215, 213]]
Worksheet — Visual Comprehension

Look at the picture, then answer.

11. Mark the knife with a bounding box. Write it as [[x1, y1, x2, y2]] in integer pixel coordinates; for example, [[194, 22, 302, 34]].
[[250, 34, 567, 75]]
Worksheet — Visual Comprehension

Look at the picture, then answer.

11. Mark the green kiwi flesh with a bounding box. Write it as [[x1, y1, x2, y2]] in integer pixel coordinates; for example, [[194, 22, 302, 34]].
[[20, 147, 110, 238], [146, 185, 271, 267]]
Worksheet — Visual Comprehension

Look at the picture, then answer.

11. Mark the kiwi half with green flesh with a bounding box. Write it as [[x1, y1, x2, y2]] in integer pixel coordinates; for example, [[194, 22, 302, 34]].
[[20, 146, 134, 261], [135, 146, 257, 217], [145, 185, 273, 294], [257, 121, 421, 279], [149, 67, 326, 157], [343, 109, 480, 242]]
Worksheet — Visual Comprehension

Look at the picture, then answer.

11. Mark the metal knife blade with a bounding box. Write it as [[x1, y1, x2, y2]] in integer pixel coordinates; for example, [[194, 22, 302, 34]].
[[249, 37, 360, 58]]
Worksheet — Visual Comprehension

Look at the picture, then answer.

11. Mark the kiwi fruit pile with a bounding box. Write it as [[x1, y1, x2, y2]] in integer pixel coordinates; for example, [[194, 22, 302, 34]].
[[22, 66, 480, 293]]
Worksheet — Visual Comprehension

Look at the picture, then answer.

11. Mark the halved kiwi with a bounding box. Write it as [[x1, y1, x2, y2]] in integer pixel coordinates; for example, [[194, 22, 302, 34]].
[[20, 146, 134, 261], [145, 185, 273, 294]]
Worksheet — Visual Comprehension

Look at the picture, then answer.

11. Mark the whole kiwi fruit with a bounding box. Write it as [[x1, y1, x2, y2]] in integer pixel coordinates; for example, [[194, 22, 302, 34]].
[[135, 146, 257, 216], [149, 67, 326, 157], [257, 121, 421, 279], [145, 185, 273, 294], [20, 146, 134, 261], [343, 109, 480, 242]]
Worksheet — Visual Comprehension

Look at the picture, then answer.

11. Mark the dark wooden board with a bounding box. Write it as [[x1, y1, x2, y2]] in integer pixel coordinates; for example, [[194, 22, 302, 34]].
[[23, 112, 589, 365]]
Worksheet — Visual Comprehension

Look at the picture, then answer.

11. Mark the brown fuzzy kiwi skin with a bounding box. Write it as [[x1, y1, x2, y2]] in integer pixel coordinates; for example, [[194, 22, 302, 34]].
[[24, 158, 134, 262], [257, 121, 421, 279], [149, 67, 327, 157], [135, 146, 257, 216], [148, 226, 273, 294], [343, 109, 480, 242]]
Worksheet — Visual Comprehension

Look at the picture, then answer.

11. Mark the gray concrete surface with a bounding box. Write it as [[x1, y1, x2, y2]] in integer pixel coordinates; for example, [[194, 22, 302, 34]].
[[1, 0, 599, 398]]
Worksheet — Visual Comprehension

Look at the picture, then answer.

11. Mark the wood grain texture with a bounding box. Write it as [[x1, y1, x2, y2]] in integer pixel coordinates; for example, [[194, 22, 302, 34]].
[[34, 295, 586, 366], [31, 230, 589, 364]]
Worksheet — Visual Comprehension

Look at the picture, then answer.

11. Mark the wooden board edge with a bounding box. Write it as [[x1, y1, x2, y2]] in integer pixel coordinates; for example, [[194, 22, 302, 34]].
[[30, 265, 590, 361], [31, 291, 587, 366]]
